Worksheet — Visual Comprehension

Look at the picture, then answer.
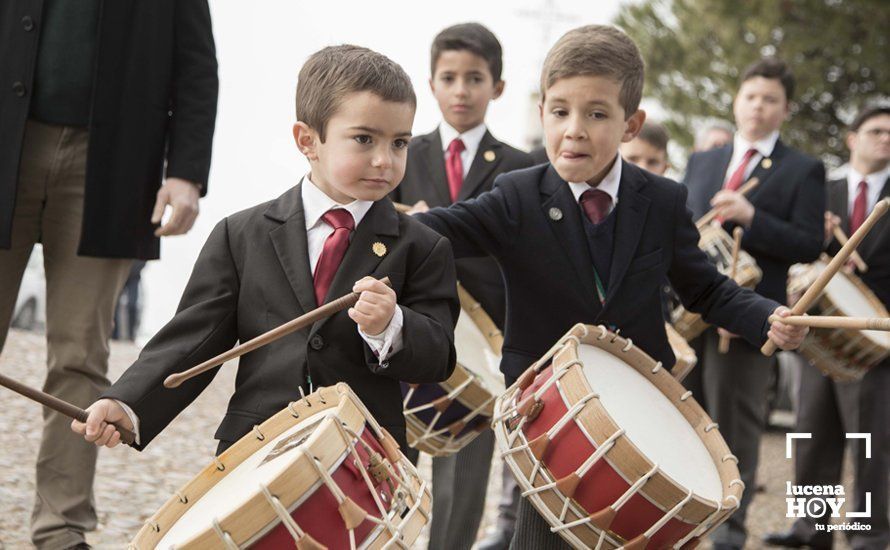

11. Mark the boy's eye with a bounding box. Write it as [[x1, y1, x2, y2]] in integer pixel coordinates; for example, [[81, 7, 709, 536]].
[[552, 109, 568, 117], [354, 135, 372, 145], [393, 139, 409, 149]]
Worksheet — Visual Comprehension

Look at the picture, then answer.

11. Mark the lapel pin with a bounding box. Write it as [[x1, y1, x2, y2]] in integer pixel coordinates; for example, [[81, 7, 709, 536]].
[[372, 242, 387, 257], [761, 158, 772, 169], [549, 207, 563, 221], [484, 150, 496, 162]]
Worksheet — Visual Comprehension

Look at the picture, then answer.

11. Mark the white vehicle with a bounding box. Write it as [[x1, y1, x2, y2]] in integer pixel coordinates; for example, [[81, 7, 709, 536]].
[[12, 245, 46, 331]]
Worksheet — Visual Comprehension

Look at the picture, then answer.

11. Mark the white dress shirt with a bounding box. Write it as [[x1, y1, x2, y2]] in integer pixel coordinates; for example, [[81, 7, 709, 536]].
[[568, 153, 623, 215], [439, 121, 488, 178], [724, 131, 780, 183], [847, 165, 890, 217], [118, 176, 404, 443]]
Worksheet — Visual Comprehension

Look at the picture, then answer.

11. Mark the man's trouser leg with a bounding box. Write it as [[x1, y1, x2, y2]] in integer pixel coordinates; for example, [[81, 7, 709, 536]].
[[702, 330, 774, 549], [10, 120, 132, 550]]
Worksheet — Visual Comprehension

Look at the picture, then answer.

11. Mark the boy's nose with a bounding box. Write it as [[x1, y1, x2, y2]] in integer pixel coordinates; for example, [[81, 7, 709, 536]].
[[564, 116, 587, 139]]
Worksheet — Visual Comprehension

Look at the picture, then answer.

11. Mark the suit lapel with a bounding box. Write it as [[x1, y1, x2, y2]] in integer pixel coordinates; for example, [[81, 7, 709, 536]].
[[458, 131, 503, 201], [266, 183, 317, 314], [539, 166, 600, 311], [745, 139, 785, 202], [859, 177, 890, 258], [421, 131, 452, 206], [309, 200, 401, 336], [828, 179, 850, 229], [603, 162, 651, 309], [704, 145, 734, 202]]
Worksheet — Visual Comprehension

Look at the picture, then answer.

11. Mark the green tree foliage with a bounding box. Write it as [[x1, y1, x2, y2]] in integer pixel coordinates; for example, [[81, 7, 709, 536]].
[[615, 0, 889, 165]]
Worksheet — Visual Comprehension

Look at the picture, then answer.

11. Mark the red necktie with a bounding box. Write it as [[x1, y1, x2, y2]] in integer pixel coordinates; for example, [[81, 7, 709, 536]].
[[580, 188, 612, 225], [446, 138, 466, 202], [850, 180, 869, 234], [313, 209, 354, 305], [724, 148, 758, 192]]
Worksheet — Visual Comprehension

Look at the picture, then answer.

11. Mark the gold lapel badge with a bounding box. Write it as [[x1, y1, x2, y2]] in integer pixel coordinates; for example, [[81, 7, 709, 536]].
[[484, 150, 496, 162], [372, 242, 387, 257], [761, 158, 772, 169]]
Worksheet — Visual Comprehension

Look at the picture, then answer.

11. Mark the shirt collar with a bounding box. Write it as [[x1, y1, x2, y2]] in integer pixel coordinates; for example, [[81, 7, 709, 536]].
[[439, 121, 488, 154], [848, 164, 890, 203], [568, 154, 622, 205], [734, 130, 780, 158], [301, 174, 374, 231]]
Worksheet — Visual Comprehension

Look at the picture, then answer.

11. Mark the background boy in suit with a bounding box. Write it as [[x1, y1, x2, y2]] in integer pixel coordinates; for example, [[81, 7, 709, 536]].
[[71, 46, 459, 463], [765, 104, 890, 550], [619, 120, 670, 176], [392, 22, 532, 550], [682, 58, 826, 550], [416, 25, 809, 549]]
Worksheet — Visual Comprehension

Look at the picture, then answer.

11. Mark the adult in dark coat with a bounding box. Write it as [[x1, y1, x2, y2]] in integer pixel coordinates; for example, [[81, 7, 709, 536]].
[[0, 2, 217, 548]]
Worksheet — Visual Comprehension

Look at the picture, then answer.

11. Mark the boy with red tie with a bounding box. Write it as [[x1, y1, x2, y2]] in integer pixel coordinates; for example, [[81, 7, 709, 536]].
[[71, 45, 459, 460], [392, 22, 532, 550], [416, 25, 809, 549]]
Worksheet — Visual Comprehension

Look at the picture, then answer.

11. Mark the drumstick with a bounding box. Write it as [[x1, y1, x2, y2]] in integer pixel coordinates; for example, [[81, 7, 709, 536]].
[[0, 372, 136, 445], [164, 277, 391, 388], [767, 315, 890, 331], [762, 198, 890, 356], [392, 201, 412, 213], [832, 226, 868, 272], [696, 177, 760, 229], [718, 227, 745, 354]]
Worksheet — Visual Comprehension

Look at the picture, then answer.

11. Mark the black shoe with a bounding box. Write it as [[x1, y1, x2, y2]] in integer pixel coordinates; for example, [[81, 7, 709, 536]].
[[763, 529, 832, 549], [476, 529, 514, 550], [63, 544, 91, 550]]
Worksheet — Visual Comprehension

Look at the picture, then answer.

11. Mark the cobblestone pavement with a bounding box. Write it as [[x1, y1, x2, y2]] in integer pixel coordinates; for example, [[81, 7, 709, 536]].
[[0, 329, 854, 549]]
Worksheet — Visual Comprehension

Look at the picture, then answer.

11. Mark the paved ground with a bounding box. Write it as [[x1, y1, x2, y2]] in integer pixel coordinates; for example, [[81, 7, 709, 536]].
[[0, 329, 854, 549]]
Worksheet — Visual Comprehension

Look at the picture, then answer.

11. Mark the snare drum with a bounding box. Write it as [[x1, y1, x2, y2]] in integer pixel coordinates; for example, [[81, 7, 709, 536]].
[[130, 383, 430, 549], [493, 324, 742, 549], [672, 224, 762, 341], [401, 284, 504, 456], [789, 257, 890, 381]]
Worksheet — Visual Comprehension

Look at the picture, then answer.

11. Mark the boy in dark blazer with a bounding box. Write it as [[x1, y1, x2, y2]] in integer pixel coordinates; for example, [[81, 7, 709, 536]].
[[417, 25, 809, 550], [682, 58, 826, 550], [71, 46, 459, 460], [765, 105, 890, 550], [392, 23, 532, 550]]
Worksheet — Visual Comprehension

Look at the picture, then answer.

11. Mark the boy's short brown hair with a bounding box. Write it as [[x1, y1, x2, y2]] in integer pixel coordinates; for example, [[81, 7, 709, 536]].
[[540, 25, 644, 117], [740, 57, 795, 101], [849, 104, 890, 132], [430, 23, 503, 82], [296, 45, 416, 142], [637, 121, 670, 153]]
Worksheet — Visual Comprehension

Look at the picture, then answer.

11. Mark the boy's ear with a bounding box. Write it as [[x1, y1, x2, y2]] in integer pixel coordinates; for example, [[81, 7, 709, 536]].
[[293, 122, 318, 161], [428, 77, 435, 95], [622, 109, 647, 143], [492, 80, 505, 100]]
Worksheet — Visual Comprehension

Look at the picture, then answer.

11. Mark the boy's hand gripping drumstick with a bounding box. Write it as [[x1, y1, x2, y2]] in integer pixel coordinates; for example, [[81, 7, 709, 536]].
[[0, 372, 136, 445], [761, 198, 890, 356], [696, 177, 760, 229], [718, 227, 745, 354], [164, 277, 392, 388]]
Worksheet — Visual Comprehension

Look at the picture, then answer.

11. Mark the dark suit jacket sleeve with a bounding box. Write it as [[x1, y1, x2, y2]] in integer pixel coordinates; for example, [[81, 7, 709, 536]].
[[164, 0, 218, 193], [415, 175, 522, 259], [365, 236, 459, 383], [743, 160, 825, 264], [668, 184, 779, 346], [102, 218, 239, 449]]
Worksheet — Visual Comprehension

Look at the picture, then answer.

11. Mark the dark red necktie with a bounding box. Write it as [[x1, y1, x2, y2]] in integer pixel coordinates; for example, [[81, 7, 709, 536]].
[[850, 180, 869, 234], [446, 138, 466, 202], [313, 209, 354, 305], [580, 188, 612, 225], [724, 148, 758, 192]]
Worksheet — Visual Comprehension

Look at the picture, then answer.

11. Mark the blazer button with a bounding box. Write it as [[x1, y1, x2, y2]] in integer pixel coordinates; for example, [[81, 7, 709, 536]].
[[309, 334, 324, 350], [22, 16, 35, 31], [12, 81, 26, 97]]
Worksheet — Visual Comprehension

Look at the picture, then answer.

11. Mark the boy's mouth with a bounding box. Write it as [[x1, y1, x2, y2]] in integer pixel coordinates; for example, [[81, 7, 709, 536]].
[[560, 151, 590, 161], [361, 178, 390, 186], [451, 104, 470, 113]]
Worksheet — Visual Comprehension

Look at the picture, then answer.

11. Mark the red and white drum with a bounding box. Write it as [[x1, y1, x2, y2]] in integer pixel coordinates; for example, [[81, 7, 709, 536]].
[[493, 324, 742, 549], [401, 284, 504, 456], [130, 383, 430, 549], [789, 257, 890, 381]]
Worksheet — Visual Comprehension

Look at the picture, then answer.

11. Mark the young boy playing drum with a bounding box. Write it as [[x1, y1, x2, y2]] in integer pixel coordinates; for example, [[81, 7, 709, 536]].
[[71, 45, 459, 457], [414, 25, 809, 549]]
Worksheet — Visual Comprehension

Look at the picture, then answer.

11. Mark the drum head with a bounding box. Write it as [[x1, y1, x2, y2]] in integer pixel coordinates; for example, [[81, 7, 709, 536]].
[[456, 309, 504, 392], [816, 261, 890, 349], [578, 344, 723, 501]]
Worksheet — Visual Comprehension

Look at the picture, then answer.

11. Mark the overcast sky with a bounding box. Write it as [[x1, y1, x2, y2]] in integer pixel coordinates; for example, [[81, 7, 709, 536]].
[[140, 0, 626, 337]]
